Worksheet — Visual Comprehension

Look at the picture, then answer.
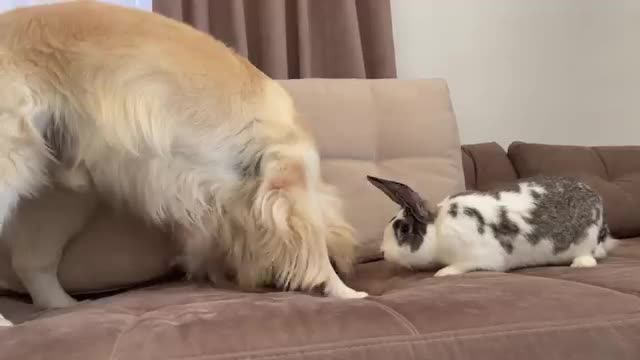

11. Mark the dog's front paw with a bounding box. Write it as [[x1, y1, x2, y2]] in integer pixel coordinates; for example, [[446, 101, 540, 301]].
[[349, 290, 370, 299], [325, 283, 369, 299], [333, 288, 369, 299]]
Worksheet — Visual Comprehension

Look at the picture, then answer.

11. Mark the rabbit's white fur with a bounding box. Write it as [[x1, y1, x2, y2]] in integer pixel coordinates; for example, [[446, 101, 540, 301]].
[[0, 0, 366, 309], [379, 181, 618, 276]]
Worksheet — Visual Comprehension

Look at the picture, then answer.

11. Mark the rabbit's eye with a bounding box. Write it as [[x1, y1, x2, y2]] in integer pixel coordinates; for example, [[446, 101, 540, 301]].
[[400, 223, 410, 234]]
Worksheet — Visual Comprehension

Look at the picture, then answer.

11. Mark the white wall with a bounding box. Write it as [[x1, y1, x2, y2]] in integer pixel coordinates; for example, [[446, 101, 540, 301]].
[[391, 0, 640, 147], [0, 0, 151, 13]]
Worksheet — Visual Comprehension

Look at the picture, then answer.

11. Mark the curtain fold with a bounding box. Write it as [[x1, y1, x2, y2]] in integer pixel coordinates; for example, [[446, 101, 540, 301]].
[[153, 0, 396, 79]]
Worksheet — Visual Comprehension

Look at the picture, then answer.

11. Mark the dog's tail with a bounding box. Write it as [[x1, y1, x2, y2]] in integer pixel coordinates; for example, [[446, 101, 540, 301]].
[[251, 140, 355, 290]]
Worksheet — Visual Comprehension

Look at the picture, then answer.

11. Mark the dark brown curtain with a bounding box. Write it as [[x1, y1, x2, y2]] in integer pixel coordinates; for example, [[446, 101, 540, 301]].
[[152, 0, 397, 79]]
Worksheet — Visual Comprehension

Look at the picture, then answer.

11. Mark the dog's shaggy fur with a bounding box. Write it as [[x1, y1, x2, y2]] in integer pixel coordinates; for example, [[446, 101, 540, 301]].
[[0, 0, 367, 310]]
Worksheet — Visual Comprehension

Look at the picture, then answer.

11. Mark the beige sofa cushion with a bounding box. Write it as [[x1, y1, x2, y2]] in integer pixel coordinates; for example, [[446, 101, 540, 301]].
[[0, 190, 176, 295], [280, 78, 465, 260], [0, 78, 464, 295]]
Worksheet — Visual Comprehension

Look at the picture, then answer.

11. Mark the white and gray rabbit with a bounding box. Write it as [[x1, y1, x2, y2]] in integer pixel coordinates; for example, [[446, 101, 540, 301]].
[[367, 175, 618, 276]]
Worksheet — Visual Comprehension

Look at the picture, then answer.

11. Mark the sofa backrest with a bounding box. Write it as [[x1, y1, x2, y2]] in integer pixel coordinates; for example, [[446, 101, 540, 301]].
[[280, 79, 466, 260], [462, 141, 640, 239], [462, 142, 518, 190]]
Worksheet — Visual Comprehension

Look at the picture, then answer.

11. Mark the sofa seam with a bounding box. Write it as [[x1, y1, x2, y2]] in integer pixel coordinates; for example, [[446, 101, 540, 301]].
[[106, 294, 332, 359], [366, 299, 420, 335], [509, 270, 640, 299], [246, 317, 640, 360], [592, 148, 611, 181], [176, 315, 640, 360], [465, 147, 480, 189], [366, 302, 419, 360], [372, 85, 380, 164], [109, 314, 143, 360]]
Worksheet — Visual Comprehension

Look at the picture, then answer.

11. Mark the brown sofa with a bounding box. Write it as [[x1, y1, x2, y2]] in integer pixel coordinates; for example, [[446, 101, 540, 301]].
[[1, 79, 639, 359]]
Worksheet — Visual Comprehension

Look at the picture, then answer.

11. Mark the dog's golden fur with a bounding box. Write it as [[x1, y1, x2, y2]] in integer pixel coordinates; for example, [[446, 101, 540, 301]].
[[0, 0, 366, 309]]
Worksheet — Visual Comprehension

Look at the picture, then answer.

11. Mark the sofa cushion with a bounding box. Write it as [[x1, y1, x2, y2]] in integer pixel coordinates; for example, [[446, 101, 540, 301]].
[[0, 189, 176, 295], [508, 142, 640, 238], [461, 142, 518, 190], [2, 240, 640, 360], [280, 79, 465, 260]]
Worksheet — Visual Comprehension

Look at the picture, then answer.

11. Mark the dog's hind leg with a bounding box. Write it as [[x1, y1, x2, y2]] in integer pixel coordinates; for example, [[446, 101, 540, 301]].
[[0, 61, 52, 233], [0, 121, 49, 233], [5, 187, 98, 308], [0, 61, 76, 308]]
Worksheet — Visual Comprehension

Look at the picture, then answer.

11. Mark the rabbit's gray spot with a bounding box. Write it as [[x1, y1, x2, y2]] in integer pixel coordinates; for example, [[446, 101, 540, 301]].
[[597, 223, 609, 244], [530, 189, 541, 200], [448, 202, 458, 218], [450, 182, 521, 201], [522, 176, 602, 254], [490, 182, 521, 200], [463, 207, 485, 234], [449, 190, 476, 199], [489, 206, 519, 253], [392, 209, 429, 252]]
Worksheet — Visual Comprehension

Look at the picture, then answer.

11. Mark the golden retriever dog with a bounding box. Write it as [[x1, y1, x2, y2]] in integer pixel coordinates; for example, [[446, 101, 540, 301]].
[[0, 0, 367, 320]]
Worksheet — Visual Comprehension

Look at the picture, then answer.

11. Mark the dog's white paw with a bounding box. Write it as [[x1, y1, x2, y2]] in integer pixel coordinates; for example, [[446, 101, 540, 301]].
[[41, 297, 78, 309], [0, 313, 13, 327], [325, 283, 369, 299], [344, 290, 369, 299], [571, 256, 597, 268], [334, 289, 369, 299], [33, 292, 78, 309]]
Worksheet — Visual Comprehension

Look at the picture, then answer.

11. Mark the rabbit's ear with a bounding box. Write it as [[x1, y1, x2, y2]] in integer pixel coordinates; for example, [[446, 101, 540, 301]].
[[366, 175, 429, 223]]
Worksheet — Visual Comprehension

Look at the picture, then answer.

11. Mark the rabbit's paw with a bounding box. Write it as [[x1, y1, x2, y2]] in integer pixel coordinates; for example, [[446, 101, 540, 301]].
[[434, 265, 466, 277], [571, 255, 597, 268]]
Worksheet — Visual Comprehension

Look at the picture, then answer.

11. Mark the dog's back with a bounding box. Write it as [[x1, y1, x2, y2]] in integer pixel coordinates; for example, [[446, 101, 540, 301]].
[[0, 1, 301, 224], [0, 1, 364, 300]]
